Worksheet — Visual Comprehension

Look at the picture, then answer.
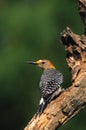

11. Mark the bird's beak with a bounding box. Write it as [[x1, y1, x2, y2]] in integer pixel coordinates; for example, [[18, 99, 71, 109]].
[[26, 61, 37, 65]]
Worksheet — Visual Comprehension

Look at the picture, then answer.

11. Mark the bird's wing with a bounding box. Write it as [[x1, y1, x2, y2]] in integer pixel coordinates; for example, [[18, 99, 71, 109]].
[[40, 79, 60, 98]]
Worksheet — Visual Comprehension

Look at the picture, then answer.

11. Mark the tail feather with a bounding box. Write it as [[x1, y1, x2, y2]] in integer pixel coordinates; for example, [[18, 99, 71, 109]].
[[35, 88, 64, 117], [35, 96, 52, 117], [36, 98, 45, 116]]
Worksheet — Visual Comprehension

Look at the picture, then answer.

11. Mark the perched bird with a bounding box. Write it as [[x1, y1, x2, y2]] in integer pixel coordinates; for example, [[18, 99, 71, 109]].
[[27, 59, 64, 116]]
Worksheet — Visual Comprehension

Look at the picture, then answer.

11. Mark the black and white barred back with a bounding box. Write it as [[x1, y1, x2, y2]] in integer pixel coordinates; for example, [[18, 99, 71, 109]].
[[36, 68, 63, 116], [40, 69, 63, 98]]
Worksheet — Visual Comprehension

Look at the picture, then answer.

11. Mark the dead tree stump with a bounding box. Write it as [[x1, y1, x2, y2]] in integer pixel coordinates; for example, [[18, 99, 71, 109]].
[[24, 0, 86, 130]]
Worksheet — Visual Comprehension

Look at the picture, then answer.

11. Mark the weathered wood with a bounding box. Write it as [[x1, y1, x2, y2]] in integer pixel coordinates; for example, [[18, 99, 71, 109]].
[[24, 0, 86, 130]]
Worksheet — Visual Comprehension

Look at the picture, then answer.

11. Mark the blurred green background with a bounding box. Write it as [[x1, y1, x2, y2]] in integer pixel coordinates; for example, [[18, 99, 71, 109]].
[[0, 0, 85, 130]]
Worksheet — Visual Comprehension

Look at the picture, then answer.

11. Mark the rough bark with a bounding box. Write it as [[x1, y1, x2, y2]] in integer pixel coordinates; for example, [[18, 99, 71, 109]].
[[24, 0, 86, 130]]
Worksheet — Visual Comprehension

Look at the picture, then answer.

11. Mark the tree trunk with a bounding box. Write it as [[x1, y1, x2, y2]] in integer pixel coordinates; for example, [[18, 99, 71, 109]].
[[24, 0, 86, 130]]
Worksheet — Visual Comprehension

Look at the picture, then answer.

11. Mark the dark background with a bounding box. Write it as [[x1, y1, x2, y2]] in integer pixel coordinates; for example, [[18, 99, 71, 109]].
[[0, 0, 85, 130]]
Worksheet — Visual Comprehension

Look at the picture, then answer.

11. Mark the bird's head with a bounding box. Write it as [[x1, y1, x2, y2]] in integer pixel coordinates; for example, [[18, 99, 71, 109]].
[[27, 59, 56, 70]]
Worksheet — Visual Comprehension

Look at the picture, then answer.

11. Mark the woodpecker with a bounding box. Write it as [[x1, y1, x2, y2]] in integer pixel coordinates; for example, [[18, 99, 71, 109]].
[[27, 59, 63, 116]]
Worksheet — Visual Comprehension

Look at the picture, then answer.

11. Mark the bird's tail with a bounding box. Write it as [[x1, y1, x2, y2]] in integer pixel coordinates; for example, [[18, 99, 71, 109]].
[[35, 98, 46, 117], [35, 96, 52, 117]]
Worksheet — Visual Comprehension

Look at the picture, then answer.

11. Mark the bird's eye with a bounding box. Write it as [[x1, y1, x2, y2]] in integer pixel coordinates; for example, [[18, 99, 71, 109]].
[[42, 61, 45, 64]]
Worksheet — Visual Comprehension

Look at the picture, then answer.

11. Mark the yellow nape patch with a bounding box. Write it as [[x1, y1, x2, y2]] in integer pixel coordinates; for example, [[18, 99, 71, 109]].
[[50, 65, 56, 69], [36, 59, 56, 69], [49, 61, 56, 69]]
